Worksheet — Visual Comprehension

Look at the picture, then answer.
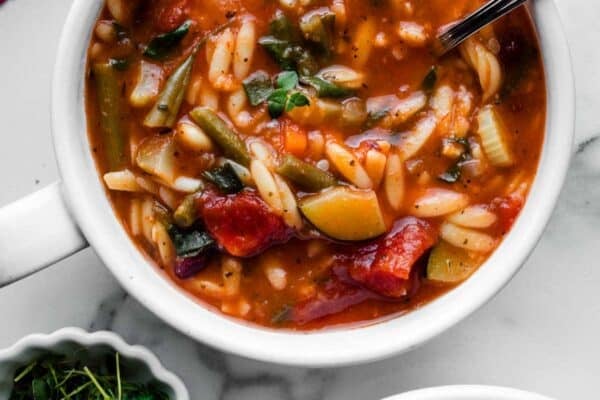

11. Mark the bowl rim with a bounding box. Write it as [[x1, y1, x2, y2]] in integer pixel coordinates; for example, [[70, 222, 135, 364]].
[[0, 327, 190, 400], [51, 0, 575, 367], [382, 385, 556, 400]]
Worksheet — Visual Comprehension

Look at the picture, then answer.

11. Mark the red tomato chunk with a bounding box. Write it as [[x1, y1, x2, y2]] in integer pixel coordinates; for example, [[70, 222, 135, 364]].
[[199, 189, 293, 258], [338, 218, 437, 298]]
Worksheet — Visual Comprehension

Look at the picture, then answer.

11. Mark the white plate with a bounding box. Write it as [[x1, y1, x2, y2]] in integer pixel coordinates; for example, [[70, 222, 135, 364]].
[[383, 385, 556, 400]]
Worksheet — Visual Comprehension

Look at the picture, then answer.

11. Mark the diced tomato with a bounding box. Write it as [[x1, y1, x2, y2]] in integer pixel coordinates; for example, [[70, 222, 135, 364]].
[[290, 267, 377, 325], [337, 217, 437, 298], [199, 190, 293, 257], [492, 193, 524, 233], [151, 0, 190, 32]]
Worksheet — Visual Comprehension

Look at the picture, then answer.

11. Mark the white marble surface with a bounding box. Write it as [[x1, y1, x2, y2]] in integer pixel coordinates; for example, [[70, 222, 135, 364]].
[[0, 0, 598, 399]]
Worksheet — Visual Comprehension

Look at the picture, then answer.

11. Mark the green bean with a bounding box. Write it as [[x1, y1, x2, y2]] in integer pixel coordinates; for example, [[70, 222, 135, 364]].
[[144, 51, 195, 128], [174, 193, 200, 228], [143, 20, 235, 129], [92, 63, 127, 171], [276, 154, 337, 192], [189, 107, 251, 166]]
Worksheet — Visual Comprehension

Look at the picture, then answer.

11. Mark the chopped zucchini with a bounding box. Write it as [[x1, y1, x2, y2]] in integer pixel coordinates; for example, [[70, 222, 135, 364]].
[[299, 187, 386, 241], [476, 105, 514, 167], [136, 135, 177, 183], [427, 240, 478, 283]]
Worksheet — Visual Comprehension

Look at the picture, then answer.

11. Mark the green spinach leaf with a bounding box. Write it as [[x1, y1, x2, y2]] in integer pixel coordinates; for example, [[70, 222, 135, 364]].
[[242, 71, 274, 106], [168, 226, 215, 258], [203, 163, 244, 194], [144, 20, 192, 60]]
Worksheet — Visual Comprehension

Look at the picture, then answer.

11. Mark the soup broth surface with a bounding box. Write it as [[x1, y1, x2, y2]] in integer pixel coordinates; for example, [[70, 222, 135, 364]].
[[86, 0, 546, 329]]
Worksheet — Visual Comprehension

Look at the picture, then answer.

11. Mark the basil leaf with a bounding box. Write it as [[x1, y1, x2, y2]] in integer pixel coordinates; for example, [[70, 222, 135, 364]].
[[300, 76, 352, 98], [286, 92, 310, 112], [202, 163, 244, 194], [267, 88, 288, 118], [422, 66, 437, 93], [277, 70, 299, 91], [243, 71, 274, 106], [168, 226, 215, 258], [144, 20, 192, 60]]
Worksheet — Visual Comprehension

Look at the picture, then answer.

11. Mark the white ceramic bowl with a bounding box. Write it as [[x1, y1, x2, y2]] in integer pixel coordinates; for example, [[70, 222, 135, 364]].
[[383, 385, 556, 400], [0, 0, 574, 366], [0, 328, 189, 400]]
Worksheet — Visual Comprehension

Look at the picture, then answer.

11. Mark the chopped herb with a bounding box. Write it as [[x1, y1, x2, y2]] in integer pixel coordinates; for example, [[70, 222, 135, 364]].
[[242, 71, 274, 106], [438, 163, 462, 183], [252, 71, 311, 118], [112, 22, 128, 41], [438, 139, 472, 184], [9, 353, 170, 400], [422, 66, 437, 93], [144, 20, 192, 60], [203, 163, 244, 194], [267, 88, 289, 118], [365, 109, 390, 128], [271, 304, 292, 324], [168, 225, 215, 258], [300, 76, 352, 98], [109, 58, 129, 71]]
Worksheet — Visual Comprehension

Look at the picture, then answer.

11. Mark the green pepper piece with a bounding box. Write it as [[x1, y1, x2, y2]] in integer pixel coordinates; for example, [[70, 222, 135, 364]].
[[189, 107, 251, 166], [144, 51, 196, 129], [276, 154, 337, 192], [92, 63, 127, 171]]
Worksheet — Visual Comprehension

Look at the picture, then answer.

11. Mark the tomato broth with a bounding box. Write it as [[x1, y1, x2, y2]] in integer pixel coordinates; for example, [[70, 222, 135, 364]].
[[86, 0, 546, 329]]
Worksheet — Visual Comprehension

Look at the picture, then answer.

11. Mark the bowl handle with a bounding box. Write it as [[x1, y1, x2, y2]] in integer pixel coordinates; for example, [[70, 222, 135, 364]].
[[0, 182, 87, 287]]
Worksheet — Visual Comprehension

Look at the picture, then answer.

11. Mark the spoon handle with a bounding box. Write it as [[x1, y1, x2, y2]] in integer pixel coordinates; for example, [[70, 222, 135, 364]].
[[435, 0, 528, 55]]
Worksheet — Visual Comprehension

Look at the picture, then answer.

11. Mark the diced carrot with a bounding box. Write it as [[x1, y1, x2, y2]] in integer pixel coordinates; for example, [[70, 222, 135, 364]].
[[284, 122, 308, 157]]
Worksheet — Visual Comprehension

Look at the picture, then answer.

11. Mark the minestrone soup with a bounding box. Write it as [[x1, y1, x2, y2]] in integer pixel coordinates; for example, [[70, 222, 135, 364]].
[[86, 0, 546, 329]]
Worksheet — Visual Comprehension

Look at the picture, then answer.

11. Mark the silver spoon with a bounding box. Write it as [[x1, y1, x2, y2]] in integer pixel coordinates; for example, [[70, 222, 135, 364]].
[[434, 0, 528, 55]]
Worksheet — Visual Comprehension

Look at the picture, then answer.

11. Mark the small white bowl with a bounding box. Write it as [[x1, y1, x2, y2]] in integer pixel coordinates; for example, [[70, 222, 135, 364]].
[[0, 328, 189, 400], [383, 385, 556, 400]]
